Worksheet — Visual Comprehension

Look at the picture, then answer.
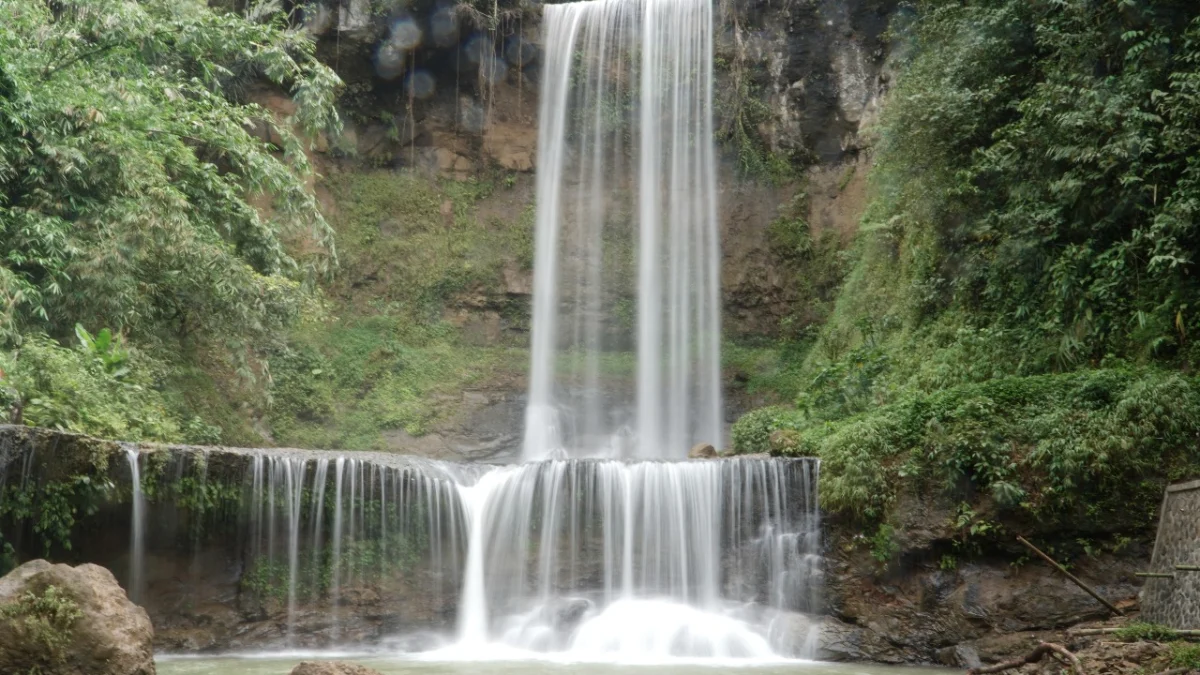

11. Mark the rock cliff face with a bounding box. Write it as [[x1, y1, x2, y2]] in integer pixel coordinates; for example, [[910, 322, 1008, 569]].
[[243, 0, 898, 451], [271, 0, 895, 340]]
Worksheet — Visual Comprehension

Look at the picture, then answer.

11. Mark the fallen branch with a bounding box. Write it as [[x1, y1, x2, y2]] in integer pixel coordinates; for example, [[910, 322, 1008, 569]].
[[1017, 536, 1123, 616], [968, 642, 1084, 675], [1148, 668, 1192, 675], [1070, 628, 1200, 637]]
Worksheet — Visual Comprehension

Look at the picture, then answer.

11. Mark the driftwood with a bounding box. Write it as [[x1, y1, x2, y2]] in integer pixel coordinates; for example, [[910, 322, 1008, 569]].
[[967, 642, 1084, 675], [1017, 536, 1124, 616], [1069, 628, 1200, 637], [1147, 668, 1193, 675]]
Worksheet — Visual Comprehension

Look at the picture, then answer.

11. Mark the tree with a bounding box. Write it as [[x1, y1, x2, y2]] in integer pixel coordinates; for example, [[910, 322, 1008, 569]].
[[0, 0, 341, 355]]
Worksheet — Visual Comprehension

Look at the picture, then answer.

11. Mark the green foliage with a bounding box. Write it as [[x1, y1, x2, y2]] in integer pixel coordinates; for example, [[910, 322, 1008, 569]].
[[73, 325, 129, 379], [730, 406, 805, 454], [735, 0, 1200, 539], [0, 0, 341, 429], [862, 0, 1200, 364], [714, 57, 798, 184], [766, 192, 851, 337], [1171, 642, 1200, 669], [1113, 622, 1179, 642], [0, 472, 115, 555], [769, 369, 1200, 524], [870, 523, 899, 563], [0, 335, 180, 441], [0, 585, 83, 668]]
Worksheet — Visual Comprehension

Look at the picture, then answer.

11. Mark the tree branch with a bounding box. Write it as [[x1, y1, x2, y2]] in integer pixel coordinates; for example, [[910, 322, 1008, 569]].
[[968, 642, 1084, 675]]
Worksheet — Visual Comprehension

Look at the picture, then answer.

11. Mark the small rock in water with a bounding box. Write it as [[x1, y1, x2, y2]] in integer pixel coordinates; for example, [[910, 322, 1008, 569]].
[[290, 662, 385, 675], [553, 597, 593, 631], [689, 442, 717, 458]]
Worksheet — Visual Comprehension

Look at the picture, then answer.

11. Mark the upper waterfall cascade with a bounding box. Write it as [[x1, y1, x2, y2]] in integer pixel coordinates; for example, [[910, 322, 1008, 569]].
[[523, 0, 723, 461]]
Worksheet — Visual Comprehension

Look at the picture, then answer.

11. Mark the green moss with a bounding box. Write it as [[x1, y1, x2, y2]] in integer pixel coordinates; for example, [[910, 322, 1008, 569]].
[[0, 585, 83, 668], [257, 169, 537, 449], [1114, 622, 1179, 642], [268, 314, 526, 449], [325, 170, 532, 318]]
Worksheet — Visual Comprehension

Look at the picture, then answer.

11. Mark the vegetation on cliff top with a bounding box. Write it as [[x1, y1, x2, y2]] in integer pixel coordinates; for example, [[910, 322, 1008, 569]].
[[0, 0, 339, 442], [734, 0, 1200, 530]]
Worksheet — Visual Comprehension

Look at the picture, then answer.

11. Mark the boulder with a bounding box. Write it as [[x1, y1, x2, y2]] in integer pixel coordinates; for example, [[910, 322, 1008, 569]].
[[936, 644, 983, 669], [689, 442, 717, 459], [290, 662, 385, 675], [0, 559, 155, 675], [816, 616, 921, 664]]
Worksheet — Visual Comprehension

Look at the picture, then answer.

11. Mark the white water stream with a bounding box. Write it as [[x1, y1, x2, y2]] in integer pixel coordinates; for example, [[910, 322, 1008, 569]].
[[124, 446, 146, 606], [524, 0, 723, 461]]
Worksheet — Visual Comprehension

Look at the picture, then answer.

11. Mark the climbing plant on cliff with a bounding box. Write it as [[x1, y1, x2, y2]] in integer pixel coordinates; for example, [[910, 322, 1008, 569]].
[[854, 0, 1200, 366], [734, 0, 1200, 530], [0, 0, 340, 353]]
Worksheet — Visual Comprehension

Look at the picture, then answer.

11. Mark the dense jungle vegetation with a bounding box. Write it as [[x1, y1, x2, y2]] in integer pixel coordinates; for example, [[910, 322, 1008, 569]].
[[0, 0, 342, 442], [737, 0, 1200, 535]]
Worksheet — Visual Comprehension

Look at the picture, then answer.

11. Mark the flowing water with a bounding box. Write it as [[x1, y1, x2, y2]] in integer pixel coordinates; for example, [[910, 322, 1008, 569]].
[[524, 0, 723, 461], [125, 445, 146, 606], [120, 452, 821, 659]]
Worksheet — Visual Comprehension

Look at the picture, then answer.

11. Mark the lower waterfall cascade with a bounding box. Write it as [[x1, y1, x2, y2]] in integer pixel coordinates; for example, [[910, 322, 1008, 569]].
[[113, 449, 823, 661]]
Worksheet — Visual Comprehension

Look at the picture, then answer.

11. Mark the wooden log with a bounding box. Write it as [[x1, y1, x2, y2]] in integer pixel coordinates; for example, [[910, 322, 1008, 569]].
[[1175, 565, 1200, 572], [1148, 668, 1191, 675], [1017, 536, 1124, 616], [1069, 628, 1200, 637], [967, 642, 1084, 675], [1136, 572, 1177, 579]]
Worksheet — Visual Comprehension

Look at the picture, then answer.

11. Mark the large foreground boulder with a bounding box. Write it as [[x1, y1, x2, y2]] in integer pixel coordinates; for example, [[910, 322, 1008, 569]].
[[291, 662, 385, 675], [0, 559, 154, 675]]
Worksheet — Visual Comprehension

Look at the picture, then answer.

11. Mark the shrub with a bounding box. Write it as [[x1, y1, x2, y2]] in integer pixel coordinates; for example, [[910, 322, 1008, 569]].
[[0, 335, 181, 441], [741, 368, 1200, 526], [1171, 642, 1200, 670], [0, 585, 84, 666], [730, 406, 805, 454]]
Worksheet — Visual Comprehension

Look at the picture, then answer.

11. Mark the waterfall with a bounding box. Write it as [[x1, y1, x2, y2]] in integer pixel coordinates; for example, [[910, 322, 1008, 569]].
[[101, 446, 819, 657], [449, 457, 821, 658], [96, 0, 823, 655], [124, 446, 146, 605], [524, 0, 723, 461]]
